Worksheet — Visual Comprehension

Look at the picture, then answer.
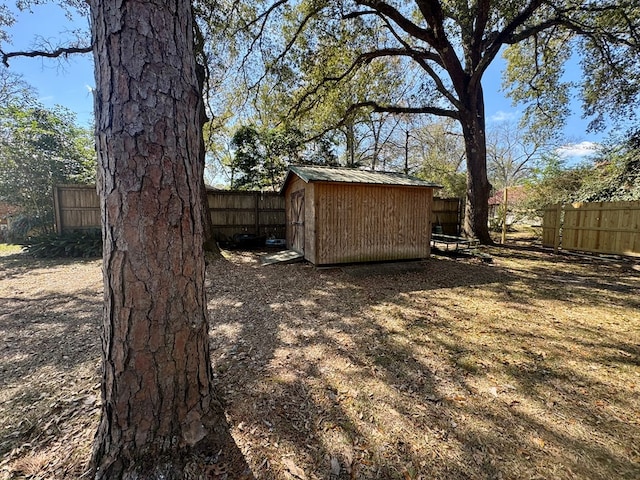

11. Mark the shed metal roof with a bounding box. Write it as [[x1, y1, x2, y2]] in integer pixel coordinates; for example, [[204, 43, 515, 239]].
[[282, 165, 442, 192]]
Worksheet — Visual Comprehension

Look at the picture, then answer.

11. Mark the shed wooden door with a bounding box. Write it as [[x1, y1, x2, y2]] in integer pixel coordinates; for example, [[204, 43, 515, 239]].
[[290, 189, 305, 253]]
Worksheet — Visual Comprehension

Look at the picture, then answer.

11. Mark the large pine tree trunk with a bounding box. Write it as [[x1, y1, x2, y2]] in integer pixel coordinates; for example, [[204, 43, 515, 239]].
[[90, 1, 231, 477]]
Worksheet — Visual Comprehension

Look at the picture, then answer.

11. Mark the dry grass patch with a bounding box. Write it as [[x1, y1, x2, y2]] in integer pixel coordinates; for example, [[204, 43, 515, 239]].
[[210, 248, 639, 480], [0, 251, 102, 479], [0, 245, 638, 479]]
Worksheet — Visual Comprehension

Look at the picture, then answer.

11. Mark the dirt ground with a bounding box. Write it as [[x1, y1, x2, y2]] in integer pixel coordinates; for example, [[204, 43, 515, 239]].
[[1, 242, 639, 479]]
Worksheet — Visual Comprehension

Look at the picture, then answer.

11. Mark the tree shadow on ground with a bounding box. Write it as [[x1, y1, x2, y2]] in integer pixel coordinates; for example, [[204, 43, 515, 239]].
[[0, 291, 101, 387], [0, 253, 253, 479], [0, 253, 100, 278], [2, 249, 638, 479], [207, 249, 640, 480], [0, 255, 103, 475]]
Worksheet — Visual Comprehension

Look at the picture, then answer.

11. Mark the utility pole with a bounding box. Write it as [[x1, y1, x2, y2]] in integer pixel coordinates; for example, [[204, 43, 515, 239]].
[[501, 186, 508, 244]]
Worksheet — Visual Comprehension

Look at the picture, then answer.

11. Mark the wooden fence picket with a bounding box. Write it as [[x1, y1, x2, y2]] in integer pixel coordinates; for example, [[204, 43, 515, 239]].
[[541, 201, 640, 257]]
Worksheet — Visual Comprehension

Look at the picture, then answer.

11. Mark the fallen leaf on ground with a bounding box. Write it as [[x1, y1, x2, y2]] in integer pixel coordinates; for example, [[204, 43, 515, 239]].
[[330, 456, 340, 476], [282, 458, 307, 480], [532, 437, 546, 449]]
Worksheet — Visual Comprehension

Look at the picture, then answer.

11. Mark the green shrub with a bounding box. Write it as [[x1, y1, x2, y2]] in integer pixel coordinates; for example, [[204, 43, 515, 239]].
[[6, 214, 45, 243], [22, 229, 102, 258]]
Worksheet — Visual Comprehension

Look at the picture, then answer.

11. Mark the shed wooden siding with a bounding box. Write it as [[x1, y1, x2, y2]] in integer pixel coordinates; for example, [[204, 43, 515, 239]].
[[285, 175, 312, 255], [313, 183, 433, 265], [305, 183, 317, 262]]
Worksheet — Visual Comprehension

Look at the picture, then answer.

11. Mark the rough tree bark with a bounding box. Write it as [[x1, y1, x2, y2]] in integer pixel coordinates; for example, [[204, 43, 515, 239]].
[[89, 1, 234, 477], [460, 85, 492, 244]]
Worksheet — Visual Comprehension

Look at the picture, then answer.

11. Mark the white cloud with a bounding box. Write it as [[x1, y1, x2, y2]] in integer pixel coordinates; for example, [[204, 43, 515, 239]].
[[556, 141, 600, 159], [489, 110, 518, 122]]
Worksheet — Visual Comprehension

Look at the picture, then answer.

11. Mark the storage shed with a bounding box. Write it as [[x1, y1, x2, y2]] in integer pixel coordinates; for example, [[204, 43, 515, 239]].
[[281, 165, 441, 265]]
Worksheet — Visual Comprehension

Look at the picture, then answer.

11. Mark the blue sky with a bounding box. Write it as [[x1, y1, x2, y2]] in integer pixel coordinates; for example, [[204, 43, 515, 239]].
[[5, 4, 94, 126], [4, 3, 605, 158]]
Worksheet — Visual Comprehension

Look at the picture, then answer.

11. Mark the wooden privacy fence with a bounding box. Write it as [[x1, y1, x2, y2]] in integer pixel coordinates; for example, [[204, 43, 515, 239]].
[[207, 191, 285, 240], [54, 185, 462, 241], [53, 185, 101, 234], [53, 185, 286, 240], [542, 201, 640, 257], [432, 197, 463, 236]]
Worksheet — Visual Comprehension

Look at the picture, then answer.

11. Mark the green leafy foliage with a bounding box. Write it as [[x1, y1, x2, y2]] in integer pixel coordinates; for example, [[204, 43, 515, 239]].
[[575, 133, 640, 202], [21, 229, 102, 258], [4, 213, 40, 242], [503, 3, 640, 135], [525, 131, 640, 211], [226, 0, 640, 242], [225, 0, 414, 169], [0, 102, 96, 237], [229, 125, 303, 190], [579, 5, 640, 131], [523, 153, 588, 210], [502, 33, 572, 139], [229, 124, 337, 190], [412, 120, 467, 198]]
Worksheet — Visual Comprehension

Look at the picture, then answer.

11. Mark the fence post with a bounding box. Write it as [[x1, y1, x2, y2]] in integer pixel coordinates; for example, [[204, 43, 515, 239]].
[[458, 198, 463, 236], [553, 203, 562, 253], [255, 192, 260, 235], [53, 185, 62, 234], [501, 187, 508, 244]]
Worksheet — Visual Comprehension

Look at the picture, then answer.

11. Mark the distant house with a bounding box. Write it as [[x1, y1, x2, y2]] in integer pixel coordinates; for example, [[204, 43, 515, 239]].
[[0, 202, 19, 226], [488, 185, 535, 226], [0, 202, 21, 241], [281, 165, 441, 265]]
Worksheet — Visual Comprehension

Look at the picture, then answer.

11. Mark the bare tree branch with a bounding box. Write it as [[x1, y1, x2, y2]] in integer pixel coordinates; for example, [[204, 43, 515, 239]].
[[358, 9, 461, 110], [239, 0, 289, 68], [471, 0, 491, 67], [303, 100, 458, 146], [247, 3, 324, 98], [356, 1, 470, 100], [486, 1, 638, 58], [287, 47, 452, 120], [347, 101, 459, 119], [241, 0, 289, 32], [478, 0, 546, 75], [1, 45, 92, 67], [354, 1, 433, 43]]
